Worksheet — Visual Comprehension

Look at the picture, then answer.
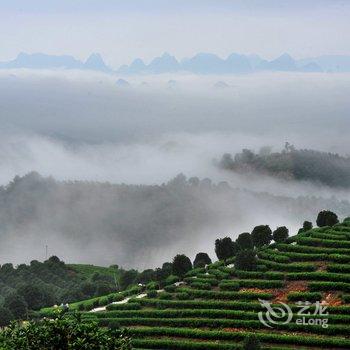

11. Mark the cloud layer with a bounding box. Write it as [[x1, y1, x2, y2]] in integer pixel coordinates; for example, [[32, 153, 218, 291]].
[[0, 70, 349, 267]]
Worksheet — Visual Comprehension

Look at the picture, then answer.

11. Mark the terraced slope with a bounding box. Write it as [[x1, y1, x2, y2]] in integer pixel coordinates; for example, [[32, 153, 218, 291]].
[[45, 218, 350, 349]]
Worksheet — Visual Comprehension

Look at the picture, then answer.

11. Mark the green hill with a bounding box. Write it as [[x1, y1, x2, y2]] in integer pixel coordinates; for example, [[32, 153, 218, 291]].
[[67, 264, 120, 280], [47, 217, 350, 349], [219, 145, 350, 188], [0, 258, 122, 325]]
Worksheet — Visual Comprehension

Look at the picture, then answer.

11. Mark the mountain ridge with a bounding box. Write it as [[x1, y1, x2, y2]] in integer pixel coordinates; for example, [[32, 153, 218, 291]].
[[2, 51, 350, 74]]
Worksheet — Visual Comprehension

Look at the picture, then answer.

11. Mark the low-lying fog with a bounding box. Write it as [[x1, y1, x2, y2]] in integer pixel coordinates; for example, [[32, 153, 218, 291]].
[[0, 69, 349, 268]]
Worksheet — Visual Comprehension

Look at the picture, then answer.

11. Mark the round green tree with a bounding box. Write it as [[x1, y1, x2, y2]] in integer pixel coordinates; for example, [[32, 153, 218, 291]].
[[172, 254, 192, 278], [236, 232, 253, 250], [316, 210, 339, 227], [303, 221, 313, 231], [272, 226, 289, 243], [193, 252, 212, 268], [215, 237, 237, 261], [251, 225, 272, 248]]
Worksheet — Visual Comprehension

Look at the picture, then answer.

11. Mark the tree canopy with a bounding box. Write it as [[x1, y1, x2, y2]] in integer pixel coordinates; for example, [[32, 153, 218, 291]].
[[172, 255, 192, 277], [317, 210, 339, 227], [215, 237, 237, 261]]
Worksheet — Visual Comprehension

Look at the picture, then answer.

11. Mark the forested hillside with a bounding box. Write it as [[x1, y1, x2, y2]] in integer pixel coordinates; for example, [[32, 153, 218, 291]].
[[0, 257, 125, 325], [0, 172, 349, 267], [219, 144, 350, 188]]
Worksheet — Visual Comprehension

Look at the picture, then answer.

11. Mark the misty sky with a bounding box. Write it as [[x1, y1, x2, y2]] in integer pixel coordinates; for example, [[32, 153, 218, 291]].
[[0, 0, 350, 67]]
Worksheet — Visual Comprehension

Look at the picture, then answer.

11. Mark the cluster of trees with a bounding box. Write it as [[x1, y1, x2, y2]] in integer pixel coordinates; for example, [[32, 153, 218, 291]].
[[298, 211, 339, 234], [0, 256, 125, 326], [219, 144, 350, 188], [118, 252, 213, 290], [171, 253, 212, 278], [117, 262, 174, 291], [165, 224, 291, 278], [214, 225, 290, 270], [213, 210, 339, 271], [153, 210, 340, 279]]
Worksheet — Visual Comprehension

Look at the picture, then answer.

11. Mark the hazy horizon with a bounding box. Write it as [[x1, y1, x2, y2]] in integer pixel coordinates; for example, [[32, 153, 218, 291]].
[[0, 1, 349, 67]]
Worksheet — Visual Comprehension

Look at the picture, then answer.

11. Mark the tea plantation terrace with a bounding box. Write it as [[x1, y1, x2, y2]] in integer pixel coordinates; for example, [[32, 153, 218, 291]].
[[40, 217, 350, 349]]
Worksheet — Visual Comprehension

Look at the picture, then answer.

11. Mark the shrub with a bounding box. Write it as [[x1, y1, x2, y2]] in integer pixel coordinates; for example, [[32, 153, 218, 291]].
[[185, 268, 206, 277], [234, 270, 261, 279], [287, 292, 322, 302], [176, 292, 190, 300], [190, 282, 212, 290], [277, 243, 350, 255], [146, 282, 159, 291], [243, 335, 261, 350], [112, 294, 125, 302], [328, 264, 350, 273], [309, 281, 350, 292], [235, 250, 257, 271], [297, 236, 350, 248], [129, 326, 350, 348], [286, 272, 350, 283], [98, 296, 109, 306], [133, 338, 237, 349], [206, 269, 230, 280], [342, 295, 350, 304], [186, 277, 218, 286], [106, 303, 141, 311], [165, 275, 179, 285], [233, 279, 284, 289], [258, 251, 290, 263], [164, 285, 177, 293], [146, 290, 157, 298], [0, 311, 132, 350], [158, 292, 173, 300], [218, 282, 240, 291], [258, 259, 316, 272], [256, 265, 268, 272], [177, 288, 273, 300]]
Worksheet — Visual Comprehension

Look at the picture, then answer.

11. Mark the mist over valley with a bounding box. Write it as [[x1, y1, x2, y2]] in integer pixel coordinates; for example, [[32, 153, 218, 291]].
[[0, 70, 349, 268]]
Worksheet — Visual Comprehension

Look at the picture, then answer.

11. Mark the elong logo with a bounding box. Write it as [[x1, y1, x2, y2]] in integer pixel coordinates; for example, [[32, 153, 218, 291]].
[[258, 299, 329, 329]]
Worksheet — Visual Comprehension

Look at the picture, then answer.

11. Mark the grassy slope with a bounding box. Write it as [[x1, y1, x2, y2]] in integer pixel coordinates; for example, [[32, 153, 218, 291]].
[[46, 218, 350, 349], [67, 264, 119, 280]]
